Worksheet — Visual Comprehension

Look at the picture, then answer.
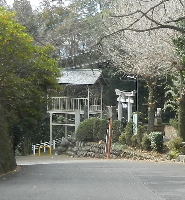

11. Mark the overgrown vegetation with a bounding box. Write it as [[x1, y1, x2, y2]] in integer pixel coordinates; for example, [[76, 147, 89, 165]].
[[167, 137, 184, 159], [112, 120, 123, 143], [118, 121, 134, 146], [117, 121, 165, 153], [141, 135, 151, 151], [76, 118, 108, 142], [149, 132, 164, 153]]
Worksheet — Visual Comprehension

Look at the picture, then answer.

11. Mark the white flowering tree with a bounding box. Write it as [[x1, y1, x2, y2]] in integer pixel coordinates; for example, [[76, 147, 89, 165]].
[[94, 0, 184, 133]]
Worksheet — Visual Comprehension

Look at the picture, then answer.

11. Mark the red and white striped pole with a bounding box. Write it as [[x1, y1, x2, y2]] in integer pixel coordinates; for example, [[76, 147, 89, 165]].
[[106, 106, 112, 159]]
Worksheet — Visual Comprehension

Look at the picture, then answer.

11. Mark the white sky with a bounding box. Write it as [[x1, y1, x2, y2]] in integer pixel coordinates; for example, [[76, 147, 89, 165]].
[[6, 0, 70, 9], [7, 0, 42, 8]]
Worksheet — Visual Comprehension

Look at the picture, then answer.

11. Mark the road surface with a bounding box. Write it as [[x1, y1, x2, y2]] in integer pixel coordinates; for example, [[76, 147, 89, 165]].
[[0, 156, 185, 200]]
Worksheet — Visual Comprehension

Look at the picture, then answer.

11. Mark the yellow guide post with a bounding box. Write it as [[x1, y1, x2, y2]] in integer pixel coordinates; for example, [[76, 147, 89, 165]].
[[38, 145, 52, 156]]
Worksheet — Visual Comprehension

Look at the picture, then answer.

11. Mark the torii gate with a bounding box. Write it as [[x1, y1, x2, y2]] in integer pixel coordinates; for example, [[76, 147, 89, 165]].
[[115, 89, 135, 122]]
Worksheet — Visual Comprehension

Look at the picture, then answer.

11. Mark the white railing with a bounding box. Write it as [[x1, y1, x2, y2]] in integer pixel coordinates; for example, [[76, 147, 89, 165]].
[[89, 105, 101, 112], [48, 97, 102, 113], [32, 138, 64, 155], [48, 97, 88, 111]]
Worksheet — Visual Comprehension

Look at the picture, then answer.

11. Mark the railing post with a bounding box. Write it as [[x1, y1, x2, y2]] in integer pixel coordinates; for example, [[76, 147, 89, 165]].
[[50, 112, 53, 149], [53, 140, 56, 149], [33, 145, 36, 155], [44, 143, 46, 152]]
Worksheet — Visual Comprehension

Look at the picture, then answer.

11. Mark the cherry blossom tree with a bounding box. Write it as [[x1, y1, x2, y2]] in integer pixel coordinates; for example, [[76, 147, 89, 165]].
[[97, 0, 184, 132]]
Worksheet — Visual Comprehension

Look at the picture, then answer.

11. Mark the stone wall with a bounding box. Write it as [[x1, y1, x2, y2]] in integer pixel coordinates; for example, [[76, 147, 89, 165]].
[[60, 141, 166, 161], [55, 138, 170, 162], [70, 142, 106, 158]]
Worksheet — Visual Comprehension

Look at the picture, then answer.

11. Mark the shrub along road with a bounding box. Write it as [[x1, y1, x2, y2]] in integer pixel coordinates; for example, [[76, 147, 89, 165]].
[[0, 156, 185, 200]]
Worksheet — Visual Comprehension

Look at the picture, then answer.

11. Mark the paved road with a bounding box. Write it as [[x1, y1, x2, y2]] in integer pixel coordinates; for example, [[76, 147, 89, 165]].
[[0, 156, 185, 200]]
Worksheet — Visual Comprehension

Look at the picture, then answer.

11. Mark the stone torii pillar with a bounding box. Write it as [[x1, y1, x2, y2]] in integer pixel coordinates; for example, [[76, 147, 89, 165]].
[[116, 90, 124, 121]]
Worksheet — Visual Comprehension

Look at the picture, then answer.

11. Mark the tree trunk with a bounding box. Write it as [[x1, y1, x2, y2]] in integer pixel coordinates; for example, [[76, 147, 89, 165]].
[[178, 94, 185, 141], [178, 70, 185, 141], [22, 132, 31, 156], [0, 107, 17, 175], [147, 80, 156, 134]]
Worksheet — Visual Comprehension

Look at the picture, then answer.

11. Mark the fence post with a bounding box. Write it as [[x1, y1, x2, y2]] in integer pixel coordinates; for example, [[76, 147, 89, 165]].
[[49, 140, 53, 149], [53, 140, 56, 149], [33, 145, 36, 155], [44, 143, 46, 152]]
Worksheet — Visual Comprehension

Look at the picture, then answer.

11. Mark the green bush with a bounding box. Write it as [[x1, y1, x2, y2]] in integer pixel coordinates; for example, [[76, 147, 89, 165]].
[[131, 135, 138, 147], [76, 118, 107, 142], [167, 150, 179, 159], [111, 142, 127, 150], [118, 133, 126, 144], [76, 118, 95, 141], [136, 125, 146, 148], [167, 137, 184, 158], [141, 135, 151, 151], [127, 125, 146, 148], [112, 120, 122, 143], [124, 121, 134, 145], [150, 132, 163, 152], [168, 137, 182, 151], [94, 119, 108, 141]]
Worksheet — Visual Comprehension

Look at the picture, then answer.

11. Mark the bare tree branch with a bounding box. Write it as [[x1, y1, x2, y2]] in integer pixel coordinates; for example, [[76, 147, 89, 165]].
[[165, 16, 185, 24], [109, 0, 185, 33], [96, 0, 180, 79]]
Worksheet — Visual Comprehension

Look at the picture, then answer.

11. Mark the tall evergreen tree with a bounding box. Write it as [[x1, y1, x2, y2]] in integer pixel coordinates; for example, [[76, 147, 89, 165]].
[[0, 7, 60, 173]]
